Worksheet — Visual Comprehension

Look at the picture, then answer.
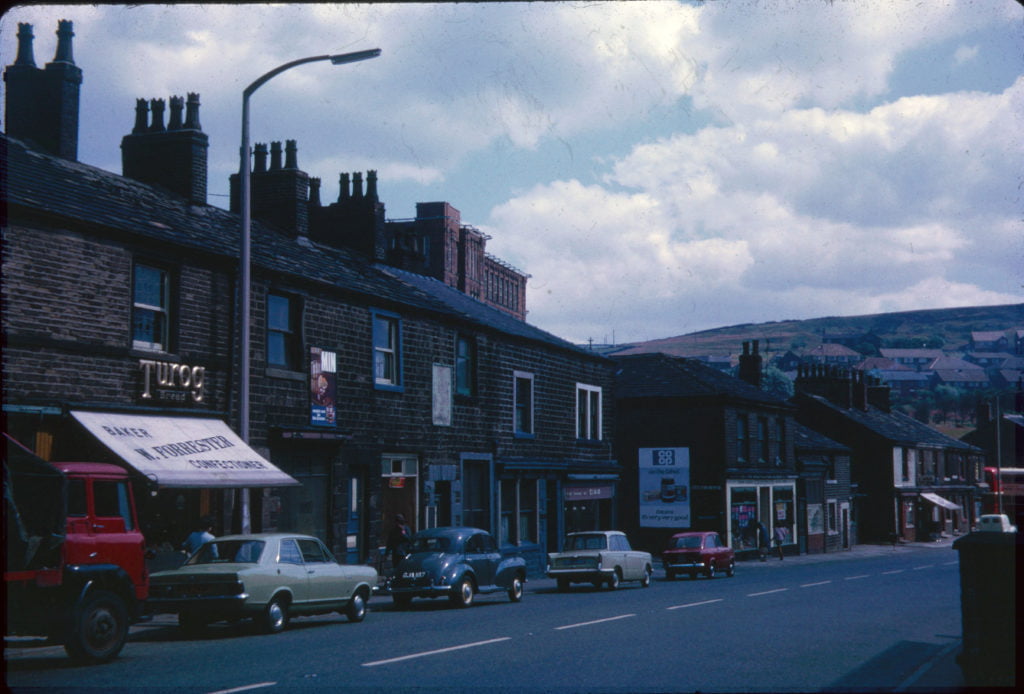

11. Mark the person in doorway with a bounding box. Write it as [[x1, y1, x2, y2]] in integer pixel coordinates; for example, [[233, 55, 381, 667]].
[[181, 516, 216, 556], [757, 521, 770, 562], [386, 513, 412, 574], [773, 525, 787, 560]]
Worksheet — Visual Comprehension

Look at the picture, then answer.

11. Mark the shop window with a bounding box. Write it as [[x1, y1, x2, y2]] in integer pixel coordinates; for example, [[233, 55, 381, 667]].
[[514, 372, 534, 436], [576, 384, 602, 441], [520, 479, 537, 544], [372, 311, 402, 389], [730, 487, 758, 550], [132, 262, 171, 352], [455, 335, 476, 396], [500, 480, 515, 545], [267, 293, 301, 370]]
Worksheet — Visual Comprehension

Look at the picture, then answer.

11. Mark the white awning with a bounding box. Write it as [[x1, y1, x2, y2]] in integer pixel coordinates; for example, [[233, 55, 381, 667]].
[[71, 411, 299, 488], [920, 492, 960, 511]]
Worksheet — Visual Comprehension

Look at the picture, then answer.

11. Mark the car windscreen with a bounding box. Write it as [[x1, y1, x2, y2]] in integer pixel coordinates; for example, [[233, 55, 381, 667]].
[[409, 536, 453, 553], [672, 536, 703, 549], [565, 534, 607, 551], [187, 539, 265, 565]]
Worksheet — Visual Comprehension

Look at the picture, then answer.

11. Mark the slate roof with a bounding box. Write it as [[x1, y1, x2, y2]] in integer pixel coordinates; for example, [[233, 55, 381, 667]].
[[797, 392, 979, 451], [2, 134, 594, 359], [613, 353, 790, 408], [793, 422, 850, 453]]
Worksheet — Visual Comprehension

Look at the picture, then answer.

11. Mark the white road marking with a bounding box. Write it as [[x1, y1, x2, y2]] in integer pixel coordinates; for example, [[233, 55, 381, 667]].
[[844, 575, 870, 581], [943, 561, 958, 566], [913, 565, 934, 571], [362, 637, 511, 667], [747, 588, 789, 597], [207, 683, 277, 694], [666, 599, 724, 610], [800, 580, 832, 588], [882, 570, 904, 575], [555, 614, 637, 630]]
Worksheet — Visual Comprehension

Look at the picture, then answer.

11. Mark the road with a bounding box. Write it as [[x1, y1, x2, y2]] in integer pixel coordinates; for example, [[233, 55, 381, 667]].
[[5, 543, 963, 693]]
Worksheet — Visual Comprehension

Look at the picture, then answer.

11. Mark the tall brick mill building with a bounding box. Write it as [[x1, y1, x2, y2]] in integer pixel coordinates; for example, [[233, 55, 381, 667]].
[[2, 21, 619, 575]]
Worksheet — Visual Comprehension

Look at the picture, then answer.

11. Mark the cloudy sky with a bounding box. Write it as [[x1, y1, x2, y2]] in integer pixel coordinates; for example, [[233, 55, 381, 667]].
[[3, 2, 1021, 344]]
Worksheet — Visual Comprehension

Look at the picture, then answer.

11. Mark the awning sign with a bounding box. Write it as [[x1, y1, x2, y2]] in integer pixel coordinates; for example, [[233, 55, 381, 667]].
[[920, 492, 960, 511], [71, 411, 299, 488]]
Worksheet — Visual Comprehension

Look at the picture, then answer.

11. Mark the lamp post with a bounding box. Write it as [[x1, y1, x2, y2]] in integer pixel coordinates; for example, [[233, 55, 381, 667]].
[[238, 49, 381, 533]]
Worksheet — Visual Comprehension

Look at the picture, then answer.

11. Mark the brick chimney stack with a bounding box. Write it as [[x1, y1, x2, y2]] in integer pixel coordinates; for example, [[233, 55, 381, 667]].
[[121, 92, 209, 205], [230, 139, 309, 238], [738, 340, 763, 389], [308, 170, 387, 257], [3, 20, 83, 160]]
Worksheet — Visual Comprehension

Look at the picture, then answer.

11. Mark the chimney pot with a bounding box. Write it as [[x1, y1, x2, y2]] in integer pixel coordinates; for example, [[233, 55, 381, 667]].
[[15, 23, 36, 66], [253, 142, 268, 173], [367, 169, 379, 202], [338, 172, 351, 200], [309, 177, 322, 207], [269, 141, 282, 170], [53, 19, 74, 64], [149, 98, 166, 132], [285, 139, 298, 169], [132, 98, 149, 134], [184, 92, 201, 130], [353, 171, 364, 198], [168, 95, 184, 130]]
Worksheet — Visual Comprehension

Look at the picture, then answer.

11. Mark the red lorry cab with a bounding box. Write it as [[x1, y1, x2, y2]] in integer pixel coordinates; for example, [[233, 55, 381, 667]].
[[56, 462, 149, 601]]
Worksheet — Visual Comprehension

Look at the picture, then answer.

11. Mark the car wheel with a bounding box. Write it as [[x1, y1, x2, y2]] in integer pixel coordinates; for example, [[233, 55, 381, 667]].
[[706, 562, 716, 579], [556, 578, 570, 592], [640, 565, 652, 588], [607, 569, 621, 590], [261, 595, 289, 634], [392, 594, 412, 610], [726, 559, 735, 578], [508, 575, 524, 602], [345, 591, 367, 622], [450, 577, 474, 608], [178, 610, 207, 635]]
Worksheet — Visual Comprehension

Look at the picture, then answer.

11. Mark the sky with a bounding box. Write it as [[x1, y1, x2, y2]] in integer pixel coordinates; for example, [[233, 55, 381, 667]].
[[2, 1, 1022, 345]]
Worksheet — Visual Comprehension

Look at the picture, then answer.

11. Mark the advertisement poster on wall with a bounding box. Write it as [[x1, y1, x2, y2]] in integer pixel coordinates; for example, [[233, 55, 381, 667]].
[[639, 447, 690, 528], [309, 346, 337, 426]]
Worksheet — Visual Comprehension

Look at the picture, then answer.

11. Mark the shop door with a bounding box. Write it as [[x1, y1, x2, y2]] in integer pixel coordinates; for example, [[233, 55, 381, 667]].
[[382, 455, 418, 540], [346, 472, 364, 565]]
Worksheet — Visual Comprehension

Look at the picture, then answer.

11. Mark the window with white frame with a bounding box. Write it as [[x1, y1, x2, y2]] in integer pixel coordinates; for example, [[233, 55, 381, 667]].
[[576, 384, 602, 441], [267, 292, 300, 369], [132, 262, 171, 351], [372, 311, 401, 388], [514, 371, 534, 436]]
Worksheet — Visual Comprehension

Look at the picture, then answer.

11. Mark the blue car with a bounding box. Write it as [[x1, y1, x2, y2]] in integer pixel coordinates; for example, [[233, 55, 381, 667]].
[[390, 527, 527, 608]]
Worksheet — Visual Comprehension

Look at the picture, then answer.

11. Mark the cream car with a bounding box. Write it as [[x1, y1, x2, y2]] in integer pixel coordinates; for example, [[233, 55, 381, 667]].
[[148, 533, 377, 633], [547, 530, 653, 591]]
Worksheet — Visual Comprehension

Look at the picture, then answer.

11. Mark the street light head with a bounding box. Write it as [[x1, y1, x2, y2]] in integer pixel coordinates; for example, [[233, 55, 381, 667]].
[[330, 48, 382, 65]]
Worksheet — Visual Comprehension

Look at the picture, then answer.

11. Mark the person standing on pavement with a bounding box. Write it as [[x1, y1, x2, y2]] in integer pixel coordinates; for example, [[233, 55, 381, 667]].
[[181, 515, 216, 556], [773, 525, 786, 560], [757, 520, 770, 561], [386, 513, 412, 575]]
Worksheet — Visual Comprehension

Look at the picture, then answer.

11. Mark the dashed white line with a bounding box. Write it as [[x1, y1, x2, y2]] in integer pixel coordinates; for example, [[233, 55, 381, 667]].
[[748, 588, 789, 597], [362, 637, 511, 667], [207, 684, 276, 694], [800, 580, 832, 588], [555, 614, 636, 630], [666, 599, 724, 610], [913, 565, 934, 571], [943, 561, 958, 566], [882, 570, 904, 575], [844, 575, 870, 581]]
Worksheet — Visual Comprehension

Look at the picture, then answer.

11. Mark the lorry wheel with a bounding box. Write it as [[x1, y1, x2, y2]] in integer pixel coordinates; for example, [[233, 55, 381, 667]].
[[64, 589, 129, 663]]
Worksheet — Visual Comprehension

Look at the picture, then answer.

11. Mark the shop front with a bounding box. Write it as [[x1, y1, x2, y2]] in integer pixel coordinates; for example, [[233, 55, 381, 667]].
[[726, 479, 798, 555]]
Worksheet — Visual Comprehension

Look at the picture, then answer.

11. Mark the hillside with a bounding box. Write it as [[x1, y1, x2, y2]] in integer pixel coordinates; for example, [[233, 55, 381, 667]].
[[607, 303, 1024, 359]]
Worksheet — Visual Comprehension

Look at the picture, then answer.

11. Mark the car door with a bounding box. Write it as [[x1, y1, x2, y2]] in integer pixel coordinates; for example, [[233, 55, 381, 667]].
[[610, 534, 635, 579], [297, 538, 349, 605], [464, 532, 496, 588], [707, 533, 725, 569], [276, 538, 311, 606]]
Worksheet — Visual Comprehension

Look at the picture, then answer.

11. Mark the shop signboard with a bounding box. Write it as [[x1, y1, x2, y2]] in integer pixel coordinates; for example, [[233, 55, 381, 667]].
[[309, 346, 337, 427], [639, 447, 690, 528]]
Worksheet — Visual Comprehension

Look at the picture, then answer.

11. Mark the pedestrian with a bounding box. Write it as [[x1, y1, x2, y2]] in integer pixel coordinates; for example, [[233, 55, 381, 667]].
[[773, 525, 786, 560], [181, 515, 216, 556], [386, 513, 412, 574], [757, 520, 770, 562]]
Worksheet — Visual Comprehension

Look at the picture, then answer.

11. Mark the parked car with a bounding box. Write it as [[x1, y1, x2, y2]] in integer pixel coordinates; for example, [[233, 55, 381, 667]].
[[662, 531, 735, 579], [148, 533, 377, 633], [977, 514, 1017, 533], [389, 527, 527, 608], [547, 530, 653, 591]]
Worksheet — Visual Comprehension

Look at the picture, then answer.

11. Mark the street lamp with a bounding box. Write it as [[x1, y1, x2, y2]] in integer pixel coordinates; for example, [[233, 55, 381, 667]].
[[238, 48, 381, 533]]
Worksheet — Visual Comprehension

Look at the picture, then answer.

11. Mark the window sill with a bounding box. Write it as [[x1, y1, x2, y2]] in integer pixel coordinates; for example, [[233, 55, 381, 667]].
[[375, 382, 405, 393], [514, 432, 535, 440], [266, 367, 305, 381]]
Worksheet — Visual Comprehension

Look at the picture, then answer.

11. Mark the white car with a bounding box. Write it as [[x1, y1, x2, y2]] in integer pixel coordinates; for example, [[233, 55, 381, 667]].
[[547, 530, 653, 591], [977, 514, 1017, 533]]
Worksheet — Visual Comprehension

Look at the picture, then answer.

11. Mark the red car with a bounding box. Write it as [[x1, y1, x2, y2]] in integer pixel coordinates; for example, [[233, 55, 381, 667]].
[[662, 531, 735, 580]]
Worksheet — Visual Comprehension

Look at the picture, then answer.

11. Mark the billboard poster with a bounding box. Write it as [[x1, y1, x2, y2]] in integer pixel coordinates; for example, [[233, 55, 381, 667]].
[[309, 346, 337, 426], [639, 447, 690, 528]]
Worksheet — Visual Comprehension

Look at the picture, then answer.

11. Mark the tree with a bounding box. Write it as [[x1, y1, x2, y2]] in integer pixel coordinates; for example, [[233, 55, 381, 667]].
[[761, 366, 794, 400]]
